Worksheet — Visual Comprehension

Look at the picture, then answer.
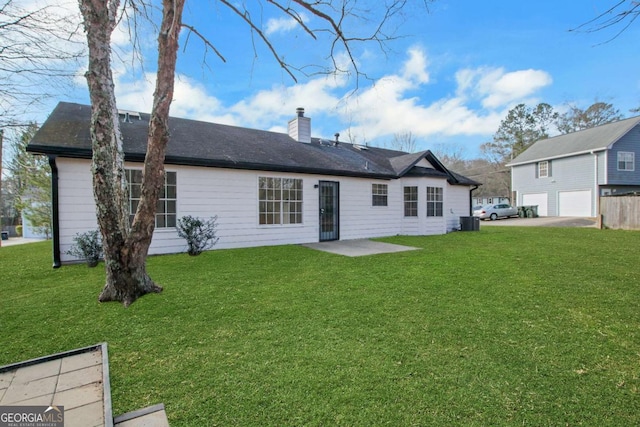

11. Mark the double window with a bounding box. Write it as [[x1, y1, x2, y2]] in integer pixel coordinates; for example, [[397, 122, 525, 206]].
[[426, 186, 443, 217], [372, 184, 388, 206], [618, 152, 635, 171], [126, 169, 177, 228], [259, 177, 303, 225], [404, 186, 418, 217]]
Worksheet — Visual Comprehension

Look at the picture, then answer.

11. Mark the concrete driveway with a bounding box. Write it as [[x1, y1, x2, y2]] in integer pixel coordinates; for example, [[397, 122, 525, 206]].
[[479, 216, 598, 228]]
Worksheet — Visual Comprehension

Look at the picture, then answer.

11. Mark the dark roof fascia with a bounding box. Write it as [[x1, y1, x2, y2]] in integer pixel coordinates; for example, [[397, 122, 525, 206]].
[[448, 170, 482, 186], [163, 156, 398, 180], [27, 144, 92, 159], [423, 150, 461, 185], [28, 145, 397, 180], [391, 150, 468, 185]]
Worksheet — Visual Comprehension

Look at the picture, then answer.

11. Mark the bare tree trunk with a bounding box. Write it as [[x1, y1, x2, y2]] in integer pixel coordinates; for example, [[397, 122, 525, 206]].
[[80, 0, 184, 306]]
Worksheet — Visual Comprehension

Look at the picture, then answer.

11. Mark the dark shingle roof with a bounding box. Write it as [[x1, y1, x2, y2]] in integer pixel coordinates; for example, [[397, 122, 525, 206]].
[[29, 102, 478, 185]]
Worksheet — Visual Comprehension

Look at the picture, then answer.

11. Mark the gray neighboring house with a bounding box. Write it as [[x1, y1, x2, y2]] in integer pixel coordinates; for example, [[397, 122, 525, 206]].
[[506, 116, 640, 217], [472, 196, 510, 207], [27, 102, 479, 266]]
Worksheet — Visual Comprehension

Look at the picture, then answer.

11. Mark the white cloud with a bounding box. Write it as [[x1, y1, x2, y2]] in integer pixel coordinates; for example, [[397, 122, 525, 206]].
[[481, 69, 552, 108], [334, 49, 512, 144], [455, 67, 552, 108], [109, 46, 552, 154], [265, 13, 309, 36], [228, 74, 348, 129], [402, 47, 430, 84], [114, 73, 238, 125]]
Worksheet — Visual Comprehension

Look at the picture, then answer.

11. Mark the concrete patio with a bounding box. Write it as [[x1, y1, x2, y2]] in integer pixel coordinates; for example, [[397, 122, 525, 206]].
[[302, 238, 420, 257], [0, 343, 168, 427]]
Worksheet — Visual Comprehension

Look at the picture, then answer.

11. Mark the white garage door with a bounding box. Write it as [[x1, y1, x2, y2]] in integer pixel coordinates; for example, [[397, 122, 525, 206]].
[[522, 193, 548, 216], [559, 190, 592, 217]]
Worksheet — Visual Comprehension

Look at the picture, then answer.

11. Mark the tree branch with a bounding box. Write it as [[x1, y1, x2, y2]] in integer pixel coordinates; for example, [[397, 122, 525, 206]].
[[570, 0, 640, 44], [218, 0, 298, 82], [181, 23, 226, 62]]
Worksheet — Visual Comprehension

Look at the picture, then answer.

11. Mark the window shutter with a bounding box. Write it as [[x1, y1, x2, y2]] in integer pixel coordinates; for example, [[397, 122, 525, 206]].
[[535, 163, 539, 178], [547, 161, 552, 177]]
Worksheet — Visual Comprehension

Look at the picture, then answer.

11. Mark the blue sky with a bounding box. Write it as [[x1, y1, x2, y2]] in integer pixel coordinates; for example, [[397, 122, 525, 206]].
[[29, 1, 640, 158]]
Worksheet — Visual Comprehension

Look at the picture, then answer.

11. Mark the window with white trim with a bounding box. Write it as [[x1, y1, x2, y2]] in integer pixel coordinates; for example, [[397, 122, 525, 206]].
[[259, 177, 303, 225], [372, 184, 388, 206], [404, 186, 418, 217], [426, 186, 443, 217], [126, 169, 177, 228], [538, 161, 549, 178], [617, 152, 635, 171]]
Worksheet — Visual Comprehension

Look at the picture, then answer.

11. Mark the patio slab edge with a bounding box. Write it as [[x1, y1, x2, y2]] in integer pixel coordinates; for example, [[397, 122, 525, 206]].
[[0, 342, 113, 427]]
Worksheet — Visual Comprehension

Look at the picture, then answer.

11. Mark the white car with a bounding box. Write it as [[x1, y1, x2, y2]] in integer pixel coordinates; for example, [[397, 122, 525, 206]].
[[473, 204, 518, 220]]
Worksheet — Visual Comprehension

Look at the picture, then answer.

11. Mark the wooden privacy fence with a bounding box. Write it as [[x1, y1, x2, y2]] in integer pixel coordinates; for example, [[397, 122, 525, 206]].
[[600, 194, 640, 230]]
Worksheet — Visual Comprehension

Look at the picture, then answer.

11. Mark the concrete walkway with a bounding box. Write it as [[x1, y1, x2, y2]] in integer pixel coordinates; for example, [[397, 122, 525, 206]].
[[0, 237, 47, 247], [303, 239, 420, 257]]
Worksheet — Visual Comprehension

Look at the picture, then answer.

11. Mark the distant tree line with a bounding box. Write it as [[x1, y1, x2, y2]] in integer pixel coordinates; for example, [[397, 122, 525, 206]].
[[428, 101, 628, 199], [1, 124, 51, 238]]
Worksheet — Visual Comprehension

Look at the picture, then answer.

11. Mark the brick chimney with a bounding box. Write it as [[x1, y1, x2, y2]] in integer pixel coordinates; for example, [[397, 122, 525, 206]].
[[288, 107, 311, 143]]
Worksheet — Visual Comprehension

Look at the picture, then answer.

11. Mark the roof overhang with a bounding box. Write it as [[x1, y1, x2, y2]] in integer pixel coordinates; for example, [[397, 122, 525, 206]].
[[28, 145, 398, 180], [506, 147, 607, 167]]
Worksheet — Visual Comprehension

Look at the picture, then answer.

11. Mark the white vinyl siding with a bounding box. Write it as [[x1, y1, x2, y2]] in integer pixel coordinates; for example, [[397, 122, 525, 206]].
[[446, 185, 471, 232], [57, 158, 101, 261], [55, 158, 472, 261], [512, 153, 599, 216]]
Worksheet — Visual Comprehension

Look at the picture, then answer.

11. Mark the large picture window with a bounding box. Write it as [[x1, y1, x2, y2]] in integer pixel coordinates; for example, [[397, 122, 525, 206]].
[[259, 177, 303, 225], [126, 169, 177, 228], [426, 186, 443, 217], [404, 186, 418, 217], [372, 183, 388, 206], [618, 152, 635, 171]]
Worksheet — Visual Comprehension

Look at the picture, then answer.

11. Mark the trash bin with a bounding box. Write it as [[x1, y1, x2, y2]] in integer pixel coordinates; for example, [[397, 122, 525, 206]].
[[460, 216, 480, 231], [1, 231, 8, 240]]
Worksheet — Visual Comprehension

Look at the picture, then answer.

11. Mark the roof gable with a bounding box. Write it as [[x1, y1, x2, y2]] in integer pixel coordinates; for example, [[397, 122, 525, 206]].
[[507, 115, 640, 166]]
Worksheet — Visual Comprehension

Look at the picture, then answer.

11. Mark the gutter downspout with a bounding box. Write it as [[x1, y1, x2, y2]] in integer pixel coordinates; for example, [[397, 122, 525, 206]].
[[470, 185, 479, 215], [48, 155, 61, 268], [591, 150, 598, 218]]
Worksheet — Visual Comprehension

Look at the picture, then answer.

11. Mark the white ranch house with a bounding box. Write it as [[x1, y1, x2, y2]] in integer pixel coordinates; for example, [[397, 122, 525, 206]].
[[28, 102, 480, 266]]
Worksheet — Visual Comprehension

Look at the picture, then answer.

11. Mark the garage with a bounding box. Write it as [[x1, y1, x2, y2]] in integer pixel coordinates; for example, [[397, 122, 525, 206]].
[[558, 190, 592, 217], [522, 193, 548, 216]]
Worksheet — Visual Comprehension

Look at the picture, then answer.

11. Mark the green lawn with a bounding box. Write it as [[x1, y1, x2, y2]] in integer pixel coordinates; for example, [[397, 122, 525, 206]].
[[1, 227, 639, 426]]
